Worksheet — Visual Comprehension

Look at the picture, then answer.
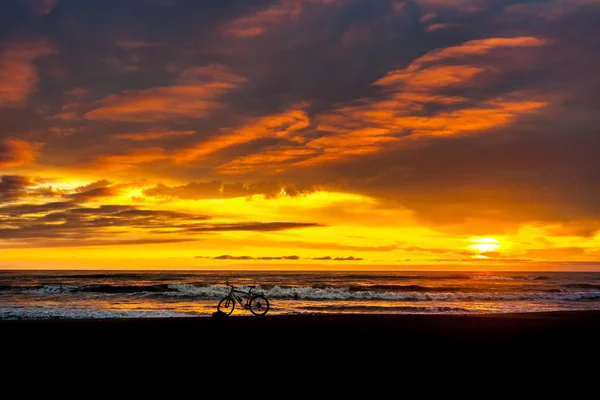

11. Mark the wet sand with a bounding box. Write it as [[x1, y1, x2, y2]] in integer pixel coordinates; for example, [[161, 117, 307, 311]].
[[3, 311, 599, 394]]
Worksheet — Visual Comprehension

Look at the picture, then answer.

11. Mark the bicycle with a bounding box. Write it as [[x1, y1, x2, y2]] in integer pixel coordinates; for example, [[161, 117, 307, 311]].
[[217, 282, 270, 316]]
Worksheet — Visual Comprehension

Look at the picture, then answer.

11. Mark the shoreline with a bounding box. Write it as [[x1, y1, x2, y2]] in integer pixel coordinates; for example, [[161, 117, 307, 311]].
[[5, 310, 600, 392], [5, 310, 600, 347]]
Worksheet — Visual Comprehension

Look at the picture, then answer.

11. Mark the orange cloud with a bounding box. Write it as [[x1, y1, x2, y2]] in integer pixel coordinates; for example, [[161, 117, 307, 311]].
[[84, 64, 245, 122], [0, 175, 36, 202], [49, 127, 77, 136], [223, 2, 302, 37], [0, 40, 56, 106], [175, 107, 309, 162], [410, 37, 546, 67], [216, 147, 317, 174], [144, 180, 319, 200], [375, 65, 484, 90], [92, 147, 167, 170], [425, 23, 458, 32], [114, 130, 196, 141], [50, 102, 83, 121], [0, 139, 42, 167], [374, 37, 545, 90], [213, 36, 549, 173], [222, 0, 342, 38]]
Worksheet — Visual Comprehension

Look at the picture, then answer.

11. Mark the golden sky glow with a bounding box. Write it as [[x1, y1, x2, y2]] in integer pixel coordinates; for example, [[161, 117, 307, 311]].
[[1, 0, 599, 270]]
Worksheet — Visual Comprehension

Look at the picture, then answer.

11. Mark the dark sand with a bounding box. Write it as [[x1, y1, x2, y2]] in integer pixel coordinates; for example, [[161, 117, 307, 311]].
[[4, 311, 600, 394]]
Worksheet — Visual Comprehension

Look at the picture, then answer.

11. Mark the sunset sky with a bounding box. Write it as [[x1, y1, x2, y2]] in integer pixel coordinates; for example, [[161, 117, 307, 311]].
[[1, 0, 599, 270]]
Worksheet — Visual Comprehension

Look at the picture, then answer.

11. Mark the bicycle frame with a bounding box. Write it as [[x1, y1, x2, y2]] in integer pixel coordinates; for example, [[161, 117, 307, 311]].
[[229, 288, 253, 308]]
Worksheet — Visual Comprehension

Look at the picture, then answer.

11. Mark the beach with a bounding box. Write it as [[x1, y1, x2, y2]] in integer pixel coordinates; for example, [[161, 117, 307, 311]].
[[4, 311, 600, 393]]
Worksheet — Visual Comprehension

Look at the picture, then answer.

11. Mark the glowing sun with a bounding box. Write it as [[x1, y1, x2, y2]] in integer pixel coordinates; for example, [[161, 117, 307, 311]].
[[468, 237, 500, 253]]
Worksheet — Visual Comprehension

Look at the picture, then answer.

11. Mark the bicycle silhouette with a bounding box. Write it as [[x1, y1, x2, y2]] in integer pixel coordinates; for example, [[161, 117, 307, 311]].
[[217, 282, 270, 316]]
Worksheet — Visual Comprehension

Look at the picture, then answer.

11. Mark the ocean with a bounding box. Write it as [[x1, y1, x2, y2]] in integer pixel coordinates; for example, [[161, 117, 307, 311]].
[[1, 270, 600, 320]]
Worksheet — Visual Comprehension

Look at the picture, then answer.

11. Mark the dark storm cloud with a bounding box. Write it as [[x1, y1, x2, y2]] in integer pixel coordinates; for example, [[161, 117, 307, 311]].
[[0, 201, 74, 215], [0, 175, 35, 202], [0, 175, 61, 203], [0, 139, 40, 167], [66, 187, 119, 201], [75, 179, 112, 192], [310, 122, 600, 234], [0, 201, 322, 245]]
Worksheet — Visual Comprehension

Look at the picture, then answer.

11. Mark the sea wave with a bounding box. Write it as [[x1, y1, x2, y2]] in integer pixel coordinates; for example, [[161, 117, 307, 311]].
[[0, 307, 198, 320], [561, 284, 600, 289], [26, 285, 79, 294], [471, 275, 549, 281], [12, 283, 600, 303], [254, 286, 600, 302]]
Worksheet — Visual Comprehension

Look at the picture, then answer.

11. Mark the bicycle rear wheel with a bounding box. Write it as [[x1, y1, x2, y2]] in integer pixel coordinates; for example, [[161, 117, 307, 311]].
[[217, 296, 235, 315], [249, 295, 269, 316]]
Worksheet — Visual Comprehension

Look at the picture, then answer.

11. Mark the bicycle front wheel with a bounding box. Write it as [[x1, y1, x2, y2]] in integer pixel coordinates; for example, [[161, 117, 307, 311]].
[[249, 295, 269, 316], [217, 296, 235, 315]]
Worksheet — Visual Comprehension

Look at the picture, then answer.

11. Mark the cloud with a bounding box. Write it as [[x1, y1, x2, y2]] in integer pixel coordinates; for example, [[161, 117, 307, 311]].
[[523, 247, 591, 260], [334, 131, 600, 232], [216, 146, 318, 175], [0, 40, 56, 106], [49, 127, 77, 137], [174, 107, 309, 163], [212, 255, 300, 260], [374, 65, 484, 89], [396, 37, 546, 69], [201, 36, 548, 174], [50, 102, 83, 121], [0, 201, 323, 247], [67, 187, 120, 201], [184, 222, 322, 232], [261, 240, 400, 252], [0, 139, 41, 167], [222, 0, 342, 38], [292, 37, 548, 167], [210, 254, 361, 260], [84, 64, 245, 122], [143, 180, 319, 200], [0, 175, 36, 202], [91, 147, 168, 170], [0, 201, 74, 215], [75, 180, 112, 193], [114, 130, 196, 141]]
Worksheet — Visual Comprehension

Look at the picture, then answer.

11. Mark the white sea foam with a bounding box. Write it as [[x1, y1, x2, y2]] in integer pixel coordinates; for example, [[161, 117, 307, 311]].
[[13, 283, 600, 303], [0, 306, 200, 320], [253, 286, 600, 302], [165, 284, 228, 297], [25, 285, 78, 294], [146, 284, 600, 302], [472, 275, 516, 281]]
